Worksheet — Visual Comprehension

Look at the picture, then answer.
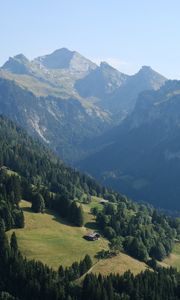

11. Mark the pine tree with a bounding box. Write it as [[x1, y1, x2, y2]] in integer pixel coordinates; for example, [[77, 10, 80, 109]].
[[68, 201, 77, 224], [31, 193, 45, 213], [10, 232, 18, 254], [84, 254, 92, 270], [58, 265, 64, 278], [76, 204, 84, 227], [0, 225, 9, 260]]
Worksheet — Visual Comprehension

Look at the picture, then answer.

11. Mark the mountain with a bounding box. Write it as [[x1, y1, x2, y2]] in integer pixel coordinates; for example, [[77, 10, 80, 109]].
[[78, 80, 180, 211], [0, 48, 166, 109], [102, 65, 167, 121], [1, 48, 97, 98], [75, 61, 128, 99], [32, 48, 97, 98], [0, 48, 166, 163], [2, 54, 31, 74], [76, 64, 167, 121], [0, 78, 112, 162], [34, 48, 97, 73]]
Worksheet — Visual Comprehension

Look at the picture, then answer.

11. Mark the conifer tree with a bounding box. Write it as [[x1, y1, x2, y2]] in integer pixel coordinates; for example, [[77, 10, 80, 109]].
[[31, 193, 45, 213], [10, 232, 18, 254], [84, 254, 92, 270], [0, 225, 9, 260], [76, 204, 84, 227]]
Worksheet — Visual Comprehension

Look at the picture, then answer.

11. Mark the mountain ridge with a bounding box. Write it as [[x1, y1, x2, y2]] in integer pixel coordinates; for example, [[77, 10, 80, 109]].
[[0, 48, 167, 163]]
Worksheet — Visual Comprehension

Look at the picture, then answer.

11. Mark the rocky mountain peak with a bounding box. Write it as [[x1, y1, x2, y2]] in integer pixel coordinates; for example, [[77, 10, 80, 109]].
[[13, 54, 29, 64], [100, 61, 113, 69], [1, 54, 30, 74], [34, 48, 74, 69], [33, 48, 97, 74], [136, 65, 160, 77], [129, 65, 167, 90]]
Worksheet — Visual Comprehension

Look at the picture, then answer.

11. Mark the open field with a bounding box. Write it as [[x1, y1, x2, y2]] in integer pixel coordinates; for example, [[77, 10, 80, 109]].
[[7, 200, 108, 269], [91, 252, 148, 276], [162, 243, 180, 270], [8, 199, 148, 275]]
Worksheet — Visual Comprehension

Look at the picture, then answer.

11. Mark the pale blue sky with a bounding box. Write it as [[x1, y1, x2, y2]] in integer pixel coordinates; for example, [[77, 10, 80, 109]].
[[1, 0, 180, 78]]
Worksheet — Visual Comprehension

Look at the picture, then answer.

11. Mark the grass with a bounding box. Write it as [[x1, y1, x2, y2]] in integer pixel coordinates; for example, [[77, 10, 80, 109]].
[[91, 252, 148, 276], [7, 199, 148, 276], [85, 196, 104, 211], [82, 196, 103, 224], [8, 200, 108, 269], [162, 243, 180, 270]]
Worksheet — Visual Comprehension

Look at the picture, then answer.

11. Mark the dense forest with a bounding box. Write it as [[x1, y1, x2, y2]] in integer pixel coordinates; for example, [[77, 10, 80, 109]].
[[0, 114, 107, 228], [95, 201, 180, 261]]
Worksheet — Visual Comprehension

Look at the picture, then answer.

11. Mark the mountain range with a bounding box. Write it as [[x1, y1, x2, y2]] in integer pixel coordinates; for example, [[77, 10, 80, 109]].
[[1, 48, 180, 211], [0, 48, 166, 162]]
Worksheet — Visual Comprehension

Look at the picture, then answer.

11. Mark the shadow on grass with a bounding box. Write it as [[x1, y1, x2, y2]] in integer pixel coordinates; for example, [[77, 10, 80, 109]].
[[44, 209, 79, 227], [22, 203, 99, 230], [84, 221, 98, 230], [22, 204, 72, 226], [21, 206, 32, 213]]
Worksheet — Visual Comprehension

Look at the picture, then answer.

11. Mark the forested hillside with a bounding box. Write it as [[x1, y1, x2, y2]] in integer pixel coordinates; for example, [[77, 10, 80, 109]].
[[0, 111, 180, 299], [0, 115, 179, 264], [0, 114, 109, 229]]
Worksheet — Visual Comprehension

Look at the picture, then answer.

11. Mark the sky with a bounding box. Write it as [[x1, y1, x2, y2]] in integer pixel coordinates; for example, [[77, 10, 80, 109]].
[[1, 0, 180, 79]]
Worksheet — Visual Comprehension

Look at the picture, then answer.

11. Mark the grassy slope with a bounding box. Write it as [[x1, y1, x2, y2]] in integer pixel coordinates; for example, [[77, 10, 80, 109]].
[[91, 253, 147, 276], [162, 243, 180, 271], [8, 200, 108, 268], [8, 199, 147, 275]]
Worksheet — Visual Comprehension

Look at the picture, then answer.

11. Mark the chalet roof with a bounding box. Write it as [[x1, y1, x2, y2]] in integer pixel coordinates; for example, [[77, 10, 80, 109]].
[[100, 199, 109, 203], [86, 232, 99, 238]]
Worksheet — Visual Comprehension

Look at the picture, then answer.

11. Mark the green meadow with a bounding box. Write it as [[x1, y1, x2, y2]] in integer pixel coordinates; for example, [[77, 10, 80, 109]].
[[8, 199, 147, 275]]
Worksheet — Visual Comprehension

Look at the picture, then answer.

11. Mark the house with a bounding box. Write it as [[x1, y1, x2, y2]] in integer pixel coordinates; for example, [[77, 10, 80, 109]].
[[83, 232, 100, 241], [100, 199, 109, 205]]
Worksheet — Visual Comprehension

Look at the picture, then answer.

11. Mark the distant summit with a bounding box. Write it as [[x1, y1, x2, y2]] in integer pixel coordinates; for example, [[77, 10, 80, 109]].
[[133, 65, 166, 90], [2, 54, 30, 74], [34, 48, 75, 69], [33, 48, 97, 74], [75, 60, 128, 98]]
